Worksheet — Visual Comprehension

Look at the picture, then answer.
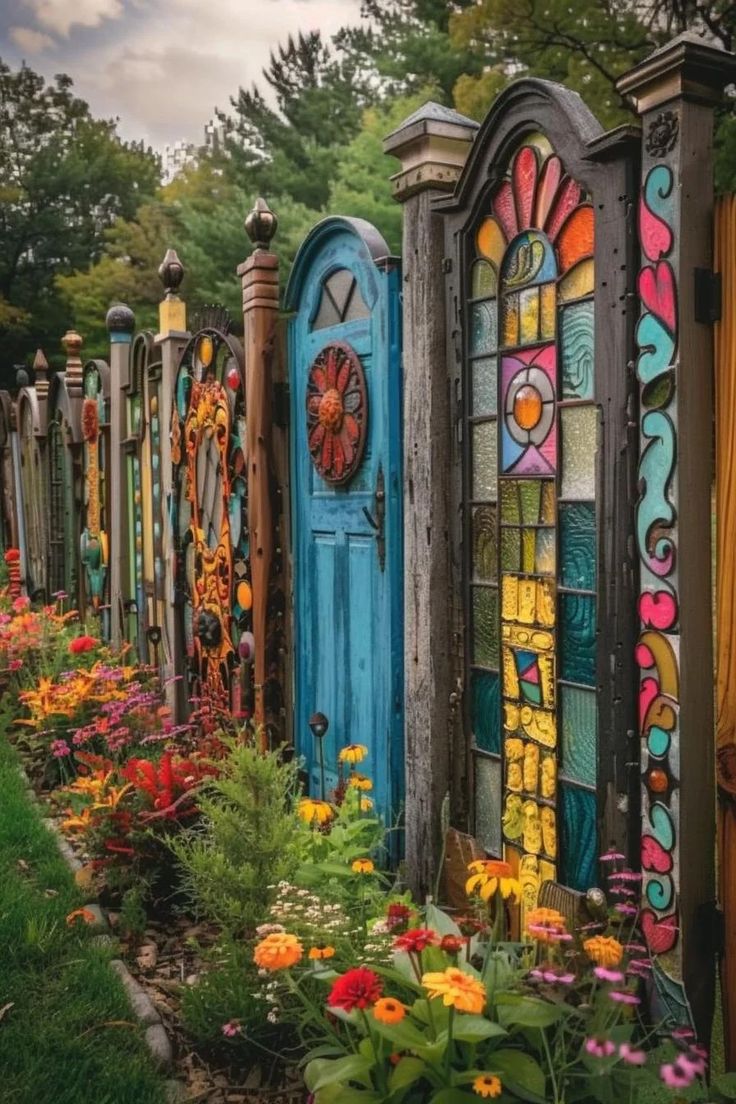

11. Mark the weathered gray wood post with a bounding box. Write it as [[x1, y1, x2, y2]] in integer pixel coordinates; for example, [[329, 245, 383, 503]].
[[618, 33, 736, 1040], [384, 104, 478, 898], [106, 304, 135, 649]]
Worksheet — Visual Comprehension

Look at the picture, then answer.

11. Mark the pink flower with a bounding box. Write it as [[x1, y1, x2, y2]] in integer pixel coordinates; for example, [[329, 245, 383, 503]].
[[608, 870, 643, 882], [609, 990, 641, 1005], [51, 739, 70, 758], [625, 942, 648, 956], [8, 658, 22, 670], [529, 967, 575, 985], [600, 849, 625, 863], [619, 1043, 646, 1066], [614, 904, 638, 916], [627, 959, 652, 977], [12, 596, 30, 613], [660, 1062, 694, 1089], [221, 1021, 241, 1038], [674, 1052, 706, 1078], [594, 967, 624, 983], [586, 1037, 615, 1058]]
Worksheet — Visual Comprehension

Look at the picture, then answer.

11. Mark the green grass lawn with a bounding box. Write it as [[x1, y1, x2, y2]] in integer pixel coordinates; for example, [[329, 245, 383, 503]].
[[0, 722, 167, 1104]]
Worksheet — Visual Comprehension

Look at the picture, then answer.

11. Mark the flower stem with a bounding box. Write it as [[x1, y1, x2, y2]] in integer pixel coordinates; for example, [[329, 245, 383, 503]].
[[541, 1027, 561, 1104]]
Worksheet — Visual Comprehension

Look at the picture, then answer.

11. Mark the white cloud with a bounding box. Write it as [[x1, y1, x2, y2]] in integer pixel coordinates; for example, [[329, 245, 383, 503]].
[[8, 25, 56, 53], [21, 0, 123, 37]]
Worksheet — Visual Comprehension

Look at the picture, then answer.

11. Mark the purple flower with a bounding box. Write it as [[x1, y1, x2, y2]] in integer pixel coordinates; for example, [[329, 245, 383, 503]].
[[594, 967, 624, 983], [586, 1037, 616, 1058], [614, 903, 638, 917], [600, 849, 625, 863], [619, 1043, 646, 1066]]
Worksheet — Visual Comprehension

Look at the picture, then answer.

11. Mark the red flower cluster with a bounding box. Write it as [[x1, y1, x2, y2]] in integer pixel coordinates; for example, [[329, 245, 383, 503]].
[[386, 902, 412, 930], [69, 635, 98, 655], [393, 928, 439, 955], [327, 967, 382, 1012], [121, 752, 218, 820]]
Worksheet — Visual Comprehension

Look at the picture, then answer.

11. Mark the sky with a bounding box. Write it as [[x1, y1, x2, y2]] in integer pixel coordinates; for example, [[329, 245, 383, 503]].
[[0, 0, 362, 150]]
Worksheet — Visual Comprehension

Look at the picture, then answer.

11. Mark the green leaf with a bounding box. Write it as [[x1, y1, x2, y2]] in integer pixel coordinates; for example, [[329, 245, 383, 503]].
[[315, 1086, 381, 1104], [429, 1089, 475, 1103], [426, 902, 463, 938], [491, 1049, 547, 1103], [495, 993, 563, 1029], [301, 1043, 347, 1065], [451, 1015, 508, 1043], [310, 1054, 374, 1091], [371, 1016, 434, 1051], [389, 1056, 427, 1091], [715, 1072, 736, 1099]]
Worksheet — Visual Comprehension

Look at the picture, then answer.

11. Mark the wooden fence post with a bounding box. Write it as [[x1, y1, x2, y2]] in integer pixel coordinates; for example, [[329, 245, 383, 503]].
[[106, 304, 135, 649], [383, 104, 477, 898], [239, 198, 279, 747], [617, 33, 736, 1041]]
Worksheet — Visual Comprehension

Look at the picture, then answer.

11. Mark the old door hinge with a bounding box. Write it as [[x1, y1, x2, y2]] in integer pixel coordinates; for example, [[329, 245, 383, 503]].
[[442, 257, 453, 274]]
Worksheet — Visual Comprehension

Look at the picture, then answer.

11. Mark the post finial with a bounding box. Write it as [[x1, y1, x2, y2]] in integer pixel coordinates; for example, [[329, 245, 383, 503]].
[[245, 197, 278, 251], [158, 248, 185, 299], [32, 348, 49, 380], [106, 302, 136, 339]]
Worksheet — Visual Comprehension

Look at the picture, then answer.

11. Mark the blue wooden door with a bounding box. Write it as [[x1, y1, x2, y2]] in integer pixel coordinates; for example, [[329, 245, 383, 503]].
[[287, 217, 403, 831]]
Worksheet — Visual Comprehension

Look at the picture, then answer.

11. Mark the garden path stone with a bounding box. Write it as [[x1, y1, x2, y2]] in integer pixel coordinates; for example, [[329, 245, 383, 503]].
[[110, 959, 161, 1026], [144, 1023, 173, 1070]]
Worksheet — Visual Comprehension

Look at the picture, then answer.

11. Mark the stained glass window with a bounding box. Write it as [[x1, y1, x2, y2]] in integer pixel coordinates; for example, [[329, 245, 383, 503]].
[[313, 269, 370, 330], [81, 364, 109, 630], [466, 136, 598, 919]]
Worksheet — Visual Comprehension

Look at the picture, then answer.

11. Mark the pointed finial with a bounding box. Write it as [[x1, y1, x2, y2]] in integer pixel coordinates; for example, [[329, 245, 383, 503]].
[[245, 197, 278, 251], [61, 330, 83, 398], [32, 348, 49, 380], [158, 248, 184, 298]]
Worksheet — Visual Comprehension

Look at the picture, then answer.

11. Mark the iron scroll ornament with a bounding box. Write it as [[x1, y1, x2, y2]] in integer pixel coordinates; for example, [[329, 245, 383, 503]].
[[306, 341, 368, 485]]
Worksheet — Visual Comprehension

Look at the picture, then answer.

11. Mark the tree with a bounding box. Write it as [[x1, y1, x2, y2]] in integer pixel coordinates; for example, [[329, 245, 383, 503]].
[[0, 60, 160, 367]]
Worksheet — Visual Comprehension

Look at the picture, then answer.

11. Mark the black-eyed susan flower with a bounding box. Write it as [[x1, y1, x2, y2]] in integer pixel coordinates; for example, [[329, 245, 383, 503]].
[[338, 743, 368, 764], [349, 773, 373, 791], [297, 797, 333, 825], [308, 944, 336, 960], [352, 857, 375, 874], [473, 1073, 502, 1098], [465, 859, 521, 902]]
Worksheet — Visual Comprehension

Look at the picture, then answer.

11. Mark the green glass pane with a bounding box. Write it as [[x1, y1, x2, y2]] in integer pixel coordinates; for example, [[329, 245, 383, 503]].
[[561, 686, 597, 786], [561, 406, 597, 500], [472, 586, 499, 668], [561, 301, 594, 400], [472, 357, 497, 415], [522, 528, 536, 573], [502, 294, 519, 346], [472, 422, 497, 500], [560, 784, 597, 890], [520, 480, 542, 523], [471, 670, 500, 753], [561, 593, 596, 686], [472, 260, 497, 298], [561, 503, 596, 590], [470, 301, 497, 356], [472, 505, 497, 581], [541, 482, 555, 523], [535, 528, 556, 575], [501, 527, 521, 572], [500, 481, 519, 523], [475, 755, 502, 855]]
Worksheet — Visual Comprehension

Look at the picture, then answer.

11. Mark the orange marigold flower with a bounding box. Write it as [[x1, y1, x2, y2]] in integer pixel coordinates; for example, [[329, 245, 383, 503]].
[[349, 773, 373, 792], [583, 935, 624, 968], [338, 743, 368, 764], [473, 1073, 503, 1098], [309, 944, 336, 960], [373, 997, 406, 1025], [421, 966, 486, 1014], [253, 932, 303, 971], [352, 858, 374, 874], [66, 907, 96, 927]]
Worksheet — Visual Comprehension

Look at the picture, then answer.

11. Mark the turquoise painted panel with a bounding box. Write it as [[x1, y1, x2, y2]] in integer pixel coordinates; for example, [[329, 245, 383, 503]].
[[560, 503, 596, 590], [560, 784, 597, 890], [471, 670, 500, 753], [560, 593, 596, 686], [561, 685, 597, 786]]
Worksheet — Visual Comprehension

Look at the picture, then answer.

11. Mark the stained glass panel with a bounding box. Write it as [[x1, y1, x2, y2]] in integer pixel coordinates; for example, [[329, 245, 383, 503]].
[[520, 480, 542, 524], [522, 528, 536, 573], [475, 756, 503, 855], [502, 294, 520, 346], [472, 357, 497, 414], [501, 527, 521, 572], [470, 301, 497, 356], [472, 260, 497, 298], [560, 503, 595, 590], [559, 258, 595, 302], [472, 506, 497, 581], [560, 406, 597, 499], [519, 287, 540, 344], [561, 301, 594, 400], [560, 593, 596, 685], [472, 586, 499, 668], [535, 528, 556, 575], [471, 670, 500, 753], [472, 422, 498, 500], [561, 686, 597, 786], [501, 481, 520, 523], [560, 784, 597, 890]]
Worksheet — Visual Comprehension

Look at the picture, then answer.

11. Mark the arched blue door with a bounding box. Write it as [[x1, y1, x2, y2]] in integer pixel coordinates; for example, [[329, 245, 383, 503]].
[[286, 217, 403, 832]]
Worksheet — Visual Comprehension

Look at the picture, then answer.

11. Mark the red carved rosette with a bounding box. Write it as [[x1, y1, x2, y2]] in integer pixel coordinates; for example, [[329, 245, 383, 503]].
[[306, 342, 367, 484]]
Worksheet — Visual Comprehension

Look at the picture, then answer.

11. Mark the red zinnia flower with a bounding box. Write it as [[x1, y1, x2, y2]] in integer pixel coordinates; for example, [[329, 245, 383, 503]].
[[386, 902, 412, 929], [440, 934, 467, 955], [69, 635, 98, 654], [393, 928, 439, 954], [327, 967, 382, 1012]]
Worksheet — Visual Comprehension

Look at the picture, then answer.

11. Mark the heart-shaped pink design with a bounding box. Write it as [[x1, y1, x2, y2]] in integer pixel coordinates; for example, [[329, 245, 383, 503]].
[[638, 262, 677, 335], [639, 591, 677, 631], [641, 834, 672, 874], [640, 908, 678, 955]]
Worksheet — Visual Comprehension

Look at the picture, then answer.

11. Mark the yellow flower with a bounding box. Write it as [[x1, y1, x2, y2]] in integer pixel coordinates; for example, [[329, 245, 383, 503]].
[[338, 744, 368, 764], [253, 932, 303, 971], [352, 858, 375, 874], [421, 966, 486, 1014], [298, 797, 333, 825], [349, 773, 373, 792], [92, 783, 132, 811], [308, 945, 336, 960], [466, 859, 521, 903], [60, 807, 95, 833], [373, 997, 406, 1025], [583, 935, 623, 968], [473, 1074, 502, 1099], [360, 797, 374, 812]]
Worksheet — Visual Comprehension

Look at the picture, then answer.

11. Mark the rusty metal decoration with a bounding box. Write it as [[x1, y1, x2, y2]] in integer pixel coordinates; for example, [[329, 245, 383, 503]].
[[645, 110, 679, 158], [306, 341, 368, 484], [171, 311, 250, 716]]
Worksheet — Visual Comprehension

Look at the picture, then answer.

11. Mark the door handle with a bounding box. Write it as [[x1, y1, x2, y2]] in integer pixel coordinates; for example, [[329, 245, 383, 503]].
[[363, 464, 386, 572]]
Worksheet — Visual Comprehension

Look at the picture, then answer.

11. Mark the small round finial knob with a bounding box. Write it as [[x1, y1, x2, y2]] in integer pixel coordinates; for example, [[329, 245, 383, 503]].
[[15, 367, 29, 389], [245, 197, 278, 250], [158, 248, 185, 297], [61, 330, 83, 359], [106, 302, 136, 336]]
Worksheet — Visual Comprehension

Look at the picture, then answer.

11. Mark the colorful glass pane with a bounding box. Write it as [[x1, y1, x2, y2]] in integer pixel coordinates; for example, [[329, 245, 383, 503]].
[[541, 482, 555, 523], [472, 259, 497, 298], [475, 756, 503, 855], [472, 586, 499, 668], [476, 218, 505, 267], [471, 670, 500, 753], [557, 205, 594, 272], [560, 503, 596, 590], [519, 287, 540, 344], [472, 357, 497, 415], [560, 784, 597, 890], [520, 480, 542, 524], [522, 528, 536, 573], [561, 301, 594, 400], [559, 259, 595, 302], [472, 505, 497, 581], [501, 348, 557, 475], [561, 686, 597, 786], [501, 481, 520, 523], [535, 528, 556, 574], [472, 422, 497, 500], [560, 593, 596, 685], [560, 406, 597, 499], [501, 527, 521, 572], [470, 301, 497, 355], [502, 294, 520, 346]]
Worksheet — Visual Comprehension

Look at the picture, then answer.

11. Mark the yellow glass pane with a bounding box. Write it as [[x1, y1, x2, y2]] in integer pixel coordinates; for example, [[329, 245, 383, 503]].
[[477, 218, 506, 267], [523, 131, 554, 158], [559, 258, 595, 302], [472, 258, 497, 298], [502, 295, 519, 346], [537, 579, 556, 627], [522, 529, 536, 573], [540, 752, 557, 799], [519, 287, 540, 344], [521, 705, 556, 747], [503, 652, 520, 701], [517, 578, 537, 624], [502, 575, 519, 621], [541, 807, 557, 859], [540, 283, 556, 339], [535, 528, 555, 574], [541, 482, 555, 523]]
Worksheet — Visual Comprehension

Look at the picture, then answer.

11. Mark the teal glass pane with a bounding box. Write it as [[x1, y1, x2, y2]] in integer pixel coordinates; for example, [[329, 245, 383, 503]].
[[561, 301, 594, 400], [500, 481, 519, 523], [472, 357, 497, 415], [472, 422, 497, 500], [472, 505, 497, 582], [520, 480, 542, 524], [560, 593, 596, 685], [500, 527, 521, 572], [471, 670, 500, 753], [561, 686, 597, 786], [560, 503, 596, 590], [470, 301, 498, 356], [560, 784, 597, 890], [475, 755, 502, 855], [472, 586, 499, 668]]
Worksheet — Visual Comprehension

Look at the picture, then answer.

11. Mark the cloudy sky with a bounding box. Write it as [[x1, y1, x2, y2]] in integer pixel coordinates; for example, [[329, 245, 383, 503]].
[[0, 0, 362, 149]]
